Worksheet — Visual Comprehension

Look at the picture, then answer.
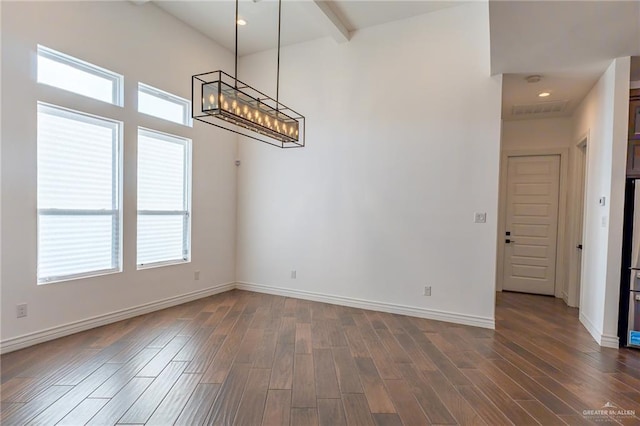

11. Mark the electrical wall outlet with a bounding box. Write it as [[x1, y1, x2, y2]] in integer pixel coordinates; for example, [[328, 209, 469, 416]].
[[474, 212, 487, 223], [423, 286, 431, 296], [291, 270, 297, 279], [194, 271, 200, 281], [16, 303, 27, 318]]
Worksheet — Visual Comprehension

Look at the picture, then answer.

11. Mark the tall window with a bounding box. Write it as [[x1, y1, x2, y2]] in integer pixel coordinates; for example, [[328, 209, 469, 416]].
[[37, 103, 122, 283], [137, 128, 191, 268]]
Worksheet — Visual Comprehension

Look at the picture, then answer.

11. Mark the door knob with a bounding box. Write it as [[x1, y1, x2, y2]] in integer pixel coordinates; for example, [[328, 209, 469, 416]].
[[576, 244, 583, 250], [506, 239, 515, 244]]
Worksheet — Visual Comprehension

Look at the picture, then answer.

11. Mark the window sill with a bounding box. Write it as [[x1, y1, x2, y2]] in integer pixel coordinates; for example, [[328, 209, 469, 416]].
[[37, 268, 121, 285], [137, 259, 190, 271]]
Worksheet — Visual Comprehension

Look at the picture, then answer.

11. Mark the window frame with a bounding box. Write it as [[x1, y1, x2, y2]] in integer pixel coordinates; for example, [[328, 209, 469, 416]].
[[136, 127, 192, 269], [138, 82, 192, 127], [37, 45, 124, 106], [37, 102, 123, 284]]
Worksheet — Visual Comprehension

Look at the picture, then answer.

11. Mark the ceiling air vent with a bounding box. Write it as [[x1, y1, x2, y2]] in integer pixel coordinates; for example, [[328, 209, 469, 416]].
[[511, 100, 569, 117]]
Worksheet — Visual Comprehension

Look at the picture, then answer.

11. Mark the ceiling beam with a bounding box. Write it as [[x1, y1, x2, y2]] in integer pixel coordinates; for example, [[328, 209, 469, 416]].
[[311, 1, 350, 44]]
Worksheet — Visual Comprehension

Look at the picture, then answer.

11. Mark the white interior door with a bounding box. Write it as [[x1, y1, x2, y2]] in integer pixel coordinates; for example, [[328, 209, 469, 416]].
[[503, 155, 561, 295]]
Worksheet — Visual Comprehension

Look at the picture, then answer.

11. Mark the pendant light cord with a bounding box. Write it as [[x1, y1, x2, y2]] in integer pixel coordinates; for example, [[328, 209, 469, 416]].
[[276, 0, 282, 110], [233, 0, 282, 107], [234, 0, 239, 87]]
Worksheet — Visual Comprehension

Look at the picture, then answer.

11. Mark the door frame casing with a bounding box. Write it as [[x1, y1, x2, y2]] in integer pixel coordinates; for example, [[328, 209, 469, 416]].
[[496, 148, 569, 298], [566, 132, 589, 307]]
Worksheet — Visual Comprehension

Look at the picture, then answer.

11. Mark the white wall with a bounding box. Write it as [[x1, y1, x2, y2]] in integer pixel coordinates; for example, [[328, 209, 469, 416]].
[[571, 57, 630, 347], [235, 2, 502, 328], [1, 2, 238, 350], [501, 118, 572, 150], [0, 2, 3, 340]]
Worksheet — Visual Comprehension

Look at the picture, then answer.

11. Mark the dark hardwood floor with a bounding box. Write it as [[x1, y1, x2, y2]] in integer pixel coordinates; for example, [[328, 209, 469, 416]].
[[2, 290, 640, 425]]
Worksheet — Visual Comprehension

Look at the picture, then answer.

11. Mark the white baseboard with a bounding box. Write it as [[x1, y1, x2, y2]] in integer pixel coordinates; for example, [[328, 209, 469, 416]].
[[600, 334, 620, 349], [0, 282, 235, 354], [580, 312, 601, 344], [5, 280, 621, 354], [236, 281, 495, 329], [579, 312, 619, 349]]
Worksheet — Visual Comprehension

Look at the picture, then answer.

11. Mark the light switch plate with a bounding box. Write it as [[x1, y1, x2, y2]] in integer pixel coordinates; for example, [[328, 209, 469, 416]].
[[474, 212, 487, 223]]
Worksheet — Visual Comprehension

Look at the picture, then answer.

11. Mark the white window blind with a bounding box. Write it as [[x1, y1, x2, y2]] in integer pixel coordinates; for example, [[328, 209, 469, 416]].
[[37, 45, 123, 106], [37, 103, 122, 283], [138, 83, 191, 126], [137, 128, 191, 267]]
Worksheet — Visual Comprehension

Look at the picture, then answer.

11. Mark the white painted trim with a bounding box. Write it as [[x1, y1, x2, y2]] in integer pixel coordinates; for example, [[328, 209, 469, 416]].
[[600, 334, 620, 349], [567, 131, 589, 308], [496, 148, 570, 299], [236, 281, 495, 330], [580, 311, 602, 344], [5, 280, 623, 353], [579, 311, 618, 348], [0, 282, 235, 354]]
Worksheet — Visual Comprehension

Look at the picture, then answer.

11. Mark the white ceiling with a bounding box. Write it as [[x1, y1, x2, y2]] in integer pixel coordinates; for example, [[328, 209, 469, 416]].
[[155, 0, 326, 56], [490, 0, 640, 120], [325, 1, 463, 32], [150, 0, 640, 121], [501, 72, 600, 120], [153, 0, 464, 56]]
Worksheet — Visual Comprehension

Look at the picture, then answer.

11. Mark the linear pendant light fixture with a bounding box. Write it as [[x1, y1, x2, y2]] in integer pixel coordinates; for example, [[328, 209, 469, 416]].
[[191, 0, 305, 148]]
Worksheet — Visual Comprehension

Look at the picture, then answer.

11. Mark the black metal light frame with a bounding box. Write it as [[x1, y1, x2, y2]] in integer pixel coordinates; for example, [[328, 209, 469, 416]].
[[191, 0, 305, 149], [192, 71, 305, 149]]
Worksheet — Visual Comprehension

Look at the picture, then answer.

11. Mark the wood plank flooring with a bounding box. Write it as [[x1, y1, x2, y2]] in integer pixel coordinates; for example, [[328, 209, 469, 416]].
[[2, 290, 640, 425]]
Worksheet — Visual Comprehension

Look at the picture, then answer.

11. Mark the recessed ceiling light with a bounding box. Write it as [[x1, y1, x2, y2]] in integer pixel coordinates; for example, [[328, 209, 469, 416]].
[[538, 92, 551, 98], [237, 19, 247, 26]]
